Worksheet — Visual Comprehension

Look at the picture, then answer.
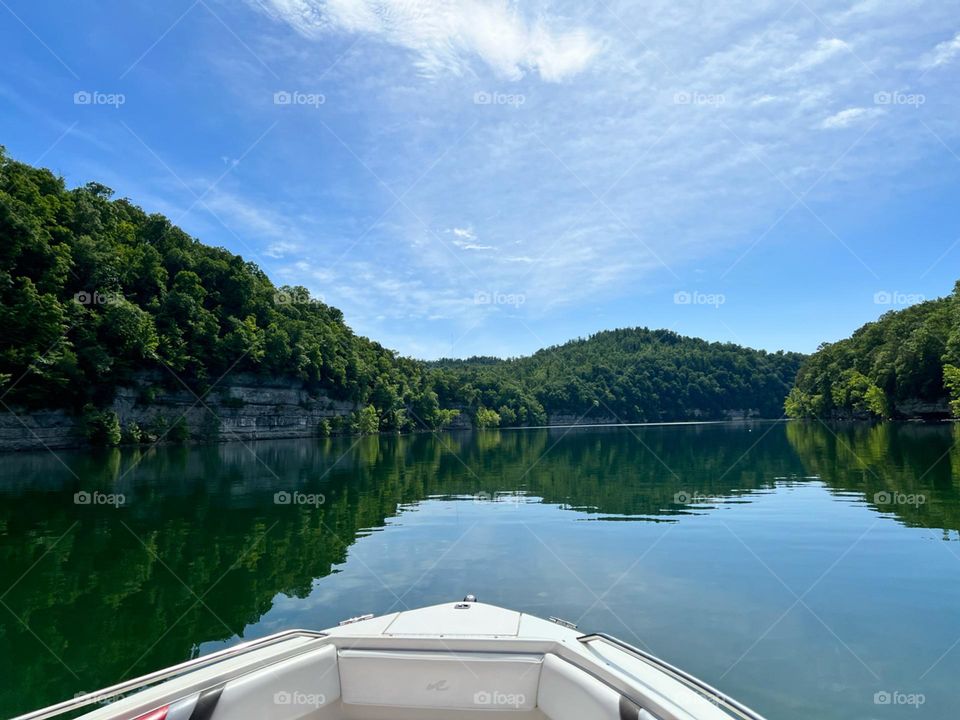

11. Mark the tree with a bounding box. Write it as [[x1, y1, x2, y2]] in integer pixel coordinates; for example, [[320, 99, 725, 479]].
[[864, 385, 889, 418], [102, 299, 159, 360], [220, 315, 265, 365], [352, 405, 380, 435], [944, 365, 960, 417], [434, 408, 460, 429], [498, 405, 517, 426], [0, 276, 74, 406], [81, 405, 121, 446], [784, 388, 824, 418], [475, 407, 501, 428], [121, 422, 143, 444], [831, 370, 885, 417]]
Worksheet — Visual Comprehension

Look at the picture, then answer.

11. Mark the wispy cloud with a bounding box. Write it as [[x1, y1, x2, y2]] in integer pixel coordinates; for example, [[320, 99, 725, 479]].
[[447, 226, 494, 250], [788, 38, 849, 73], [264, 240, 298, 258], [250, 0, 600, 80], [50, 0, 957, 357], [921, 31, 960, 69], [819, 106, 883, 129]]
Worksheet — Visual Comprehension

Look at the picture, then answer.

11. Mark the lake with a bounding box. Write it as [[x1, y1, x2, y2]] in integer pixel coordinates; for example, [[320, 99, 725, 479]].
[[2, 421, 959, 719]]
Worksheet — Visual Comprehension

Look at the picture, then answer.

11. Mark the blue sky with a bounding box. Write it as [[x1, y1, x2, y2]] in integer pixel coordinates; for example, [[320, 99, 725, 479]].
[[1, 0, 958, 359]]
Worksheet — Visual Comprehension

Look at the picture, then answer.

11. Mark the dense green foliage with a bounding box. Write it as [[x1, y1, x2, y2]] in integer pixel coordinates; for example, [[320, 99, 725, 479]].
[[432, 329, 805, 424], [474, 406, 501, 427], [944, 365, 960, 417], [786, 283, 960, 418], [0, 148, 804, 433], [0, 147, 444, 431]]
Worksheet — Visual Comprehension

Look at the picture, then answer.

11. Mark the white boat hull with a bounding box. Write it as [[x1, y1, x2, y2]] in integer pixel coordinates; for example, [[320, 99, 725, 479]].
[[16, 599, 765, 720]]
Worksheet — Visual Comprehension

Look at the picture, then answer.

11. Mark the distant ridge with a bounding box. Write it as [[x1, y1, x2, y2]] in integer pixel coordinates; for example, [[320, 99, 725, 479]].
[[429, 327, 805, 424]]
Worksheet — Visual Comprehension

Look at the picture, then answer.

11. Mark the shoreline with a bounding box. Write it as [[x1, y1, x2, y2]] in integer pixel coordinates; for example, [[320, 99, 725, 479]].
[[2, 415, 954, 455]]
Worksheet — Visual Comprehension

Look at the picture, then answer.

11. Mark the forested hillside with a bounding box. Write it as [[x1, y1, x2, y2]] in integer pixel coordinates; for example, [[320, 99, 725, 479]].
[[785, 284, 960, 419], [431, 330, 805, 425], [0, 147, 449, 434], [0, 147, 803, 442]]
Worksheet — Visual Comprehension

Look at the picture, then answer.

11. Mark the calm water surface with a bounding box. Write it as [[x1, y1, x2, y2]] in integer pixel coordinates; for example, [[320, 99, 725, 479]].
[[2, 421, 960, 719]]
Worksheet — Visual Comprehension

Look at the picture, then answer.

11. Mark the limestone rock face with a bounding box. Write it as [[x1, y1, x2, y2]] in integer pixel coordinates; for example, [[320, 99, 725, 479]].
[[892, 398, 951, 418], [0, 372, 356, 452], [0, 409, 77, 451]]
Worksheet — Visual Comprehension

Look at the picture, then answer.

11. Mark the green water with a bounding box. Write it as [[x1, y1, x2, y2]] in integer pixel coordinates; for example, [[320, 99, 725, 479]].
[[2, 421, 959, 719]]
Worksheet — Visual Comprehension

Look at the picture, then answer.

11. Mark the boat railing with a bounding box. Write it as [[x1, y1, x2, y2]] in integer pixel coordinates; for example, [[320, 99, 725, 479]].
[[13, 629, 328, 720], [577, 633, 767, 720]]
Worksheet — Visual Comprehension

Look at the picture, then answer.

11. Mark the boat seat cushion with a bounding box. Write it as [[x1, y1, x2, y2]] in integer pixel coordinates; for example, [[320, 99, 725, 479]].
[[537, 654, 655, 720], [211, 644, 341, 720], [338, 649, 541, 711]]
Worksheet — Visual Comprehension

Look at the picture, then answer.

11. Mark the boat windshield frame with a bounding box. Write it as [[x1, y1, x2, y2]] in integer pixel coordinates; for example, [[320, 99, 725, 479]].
[[577, 632, 768, 720], [11, 629, 328, 720]]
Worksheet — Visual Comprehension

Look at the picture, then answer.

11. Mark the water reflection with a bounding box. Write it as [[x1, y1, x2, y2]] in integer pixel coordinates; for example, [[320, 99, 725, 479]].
[[1, 421, 958, 717], [786, 421, 960, 535]]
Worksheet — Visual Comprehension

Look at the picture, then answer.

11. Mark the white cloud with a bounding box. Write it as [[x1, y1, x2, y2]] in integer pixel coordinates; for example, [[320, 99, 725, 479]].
[[264, 240, 298, 258], [203, 190, 294, 241], [451, 227, 475, 240], [921, 31, 960, 68], [818, 107, 883, 129], [448, 226, 494, 250], [787, 38, 849, 72], [750, 94, 781, 106], [251, 0, 599, 80]]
